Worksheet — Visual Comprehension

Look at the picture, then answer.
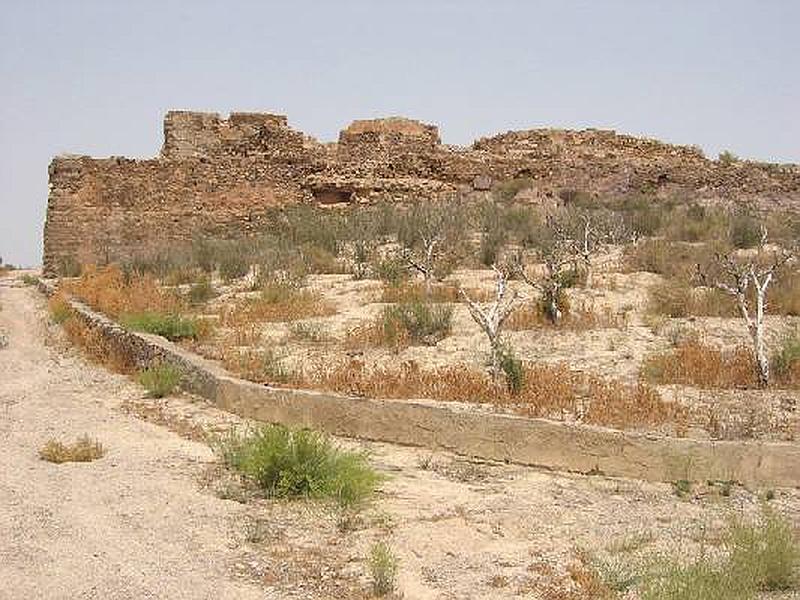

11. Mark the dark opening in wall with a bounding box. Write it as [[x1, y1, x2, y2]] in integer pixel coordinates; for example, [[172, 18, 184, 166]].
[[312, 187, 354, 205]]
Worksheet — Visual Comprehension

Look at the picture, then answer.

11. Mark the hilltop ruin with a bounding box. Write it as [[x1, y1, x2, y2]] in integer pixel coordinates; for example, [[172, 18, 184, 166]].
[[43, 110, 800, 273]]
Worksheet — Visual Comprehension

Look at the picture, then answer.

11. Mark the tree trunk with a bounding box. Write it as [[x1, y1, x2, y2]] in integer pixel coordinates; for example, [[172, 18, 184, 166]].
[[754, 290, 770, 387]]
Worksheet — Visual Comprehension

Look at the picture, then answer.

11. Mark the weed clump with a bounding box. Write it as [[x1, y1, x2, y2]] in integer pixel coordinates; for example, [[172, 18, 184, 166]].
[[39, 435, 105, 463], [641, 508, 799, 599], [212, 424, 382, 510], [367, 541, 399, 596], [138, 364, 181, 398]]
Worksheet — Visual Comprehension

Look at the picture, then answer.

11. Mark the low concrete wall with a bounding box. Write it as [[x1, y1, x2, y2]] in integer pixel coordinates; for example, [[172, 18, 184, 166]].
[[39, 279, 800, 487]]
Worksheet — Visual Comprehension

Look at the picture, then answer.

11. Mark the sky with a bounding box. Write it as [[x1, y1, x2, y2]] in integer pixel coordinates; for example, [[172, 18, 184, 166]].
[[1, 1, 798, 267]]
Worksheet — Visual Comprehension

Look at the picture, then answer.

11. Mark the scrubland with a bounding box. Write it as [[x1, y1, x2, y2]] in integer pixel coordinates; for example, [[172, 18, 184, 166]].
[[41, 191, 800, 598]]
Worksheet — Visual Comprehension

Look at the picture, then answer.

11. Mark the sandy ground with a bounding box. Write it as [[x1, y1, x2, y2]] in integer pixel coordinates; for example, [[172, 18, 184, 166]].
[[3, 271, 800, 599], [0, 276, 266, 600]]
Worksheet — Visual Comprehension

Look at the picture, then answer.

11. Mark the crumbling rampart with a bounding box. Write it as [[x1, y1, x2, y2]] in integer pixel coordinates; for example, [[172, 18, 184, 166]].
[[43, 110, 800, 273]]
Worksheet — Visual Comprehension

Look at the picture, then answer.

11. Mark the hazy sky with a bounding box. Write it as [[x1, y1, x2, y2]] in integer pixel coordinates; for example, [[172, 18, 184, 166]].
[[1, 1, 798, 266]]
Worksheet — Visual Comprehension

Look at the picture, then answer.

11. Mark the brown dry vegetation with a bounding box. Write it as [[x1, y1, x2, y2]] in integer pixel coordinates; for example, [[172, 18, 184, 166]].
[[39, 435, 105, 463], [63, 264, 183, 318], [221, 280, 333, 326], [302, 360, 685, 432], [379, 281, 459, 303], [642, 340, 760, 389], [507, 301, 629, 331]]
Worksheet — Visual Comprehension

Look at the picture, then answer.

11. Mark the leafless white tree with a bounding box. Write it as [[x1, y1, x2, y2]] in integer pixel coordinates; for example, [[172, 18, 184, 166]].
[[459, 265, 520, 380], [399, 202, 458, 297], [697, 226, 793, 387], [402, 235, 439, 296]]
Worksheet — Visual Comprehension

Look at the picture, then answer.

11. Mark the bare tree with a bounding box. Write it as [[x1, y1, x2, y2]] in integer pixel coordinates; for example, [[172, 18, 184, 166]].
[[399, 202, 458, 296], [697, 226, 792, 386], [459, 265, 520, 380]]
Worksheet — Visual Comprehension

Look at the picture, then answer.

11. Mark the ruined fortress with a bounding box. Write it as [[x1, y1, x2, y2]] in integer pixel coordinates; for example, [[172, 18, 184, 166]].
[[43, 110, 800, 274]]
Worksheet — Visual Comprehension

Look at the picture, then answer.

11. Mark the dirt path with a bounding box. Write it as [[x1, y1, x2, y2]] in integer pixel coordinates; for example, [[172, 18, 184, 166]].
[[0, 277, 266, 599]]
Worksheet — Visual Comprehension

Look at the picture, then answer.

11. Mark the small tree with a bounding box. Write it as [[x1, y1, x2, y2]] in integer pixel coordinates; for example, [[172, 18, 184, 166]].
[[513, 222, 580, 324], [697, 226, 793, 386], [459, 265, 520, 380], [399, 201, 459, 296]]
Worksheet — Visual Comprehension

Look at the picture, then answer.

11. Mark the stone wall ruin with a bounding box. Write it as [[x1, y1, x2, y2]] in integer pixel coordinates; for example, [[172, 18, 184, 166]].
[[43, 110, 800, 274]]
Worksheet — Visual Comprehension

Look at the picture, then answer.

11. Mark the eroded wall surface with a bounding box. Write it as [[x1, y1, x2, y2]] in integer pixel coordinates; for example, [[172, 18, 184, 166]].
[[43, 110, 800, 273]]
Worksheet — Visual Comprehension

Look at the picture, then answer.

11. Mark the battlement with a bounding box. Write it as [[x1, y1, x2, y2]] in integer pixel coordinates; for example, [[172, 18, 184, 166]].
[[160, 110, 302, 159]]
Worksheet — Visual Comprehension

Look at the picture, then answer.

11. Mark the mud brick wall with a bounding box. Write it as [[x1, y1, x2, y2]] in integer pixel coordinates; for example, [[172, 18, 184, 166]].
[[43, 111, 800, 273]]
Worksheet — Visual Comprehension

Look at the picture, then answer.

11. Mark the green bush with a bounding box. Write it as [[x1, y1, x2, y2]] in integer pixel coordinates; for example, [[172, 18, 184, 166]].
[[719, 150, 739, 165], [641, 508, 799, 599], [218, 247, 251, 282], [728, 508, 800, 591], [771, 331, 800, 379], [121, 312, 200, 340], [138, 364, 181, 398], [381, 302, 453, 346], [373, 257, 409, 287], [642, 555, 752, 600], [368, 541, 398, 596], [187, 277, 216, 305], [498, 344, 524, 395], [729, 212, 762, 249], [212, 424, 382, 509]]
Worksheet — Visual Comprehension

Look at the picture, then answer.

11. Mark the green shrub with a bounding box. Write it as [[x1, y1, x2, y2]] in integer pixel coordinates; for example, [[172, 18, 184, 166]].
[[642, 555, 752, 600], [641, 508, 799, 599], [479, 229, 505, 266], [374, 256, 409, 287], [20, 274, 38, 286], [138, 364, 181, 398], [48, 294, 73, 324], [772, 331, 800, 380], [493, 177, 533, 202], [381, 302, 453, 346], [212, 424, 382, 510], [187, 277, 216, 305], [218, 247, 250, 282], [728, 508, 800, 591], [368, 541, 399, 596], [121, 312, 200, 341], [729, 212, 762, 249], [498, 344, 524, 395]]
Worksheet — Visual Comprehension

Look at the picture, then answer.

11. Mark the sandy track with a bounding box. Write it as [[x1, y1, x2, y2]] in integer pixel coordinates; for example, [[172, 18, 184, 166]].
[[0, 277, 265, 599]]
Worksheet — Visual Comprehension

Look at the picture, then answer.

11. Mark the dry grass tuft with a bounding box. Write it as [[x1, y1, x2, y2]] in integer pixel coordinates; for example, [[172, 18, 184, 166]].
[[380, 281, 460, 303], [222, 281, 333, 325], [642, 340, 758, 389], [39, 435, 105, 463]]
